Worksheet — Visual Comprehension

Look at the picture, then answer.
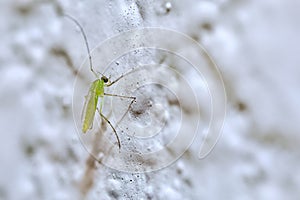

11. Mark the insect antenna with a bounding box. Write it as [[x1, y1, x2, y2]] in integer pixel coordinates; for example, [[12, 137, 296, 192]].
[[64, 14, 104, 78]]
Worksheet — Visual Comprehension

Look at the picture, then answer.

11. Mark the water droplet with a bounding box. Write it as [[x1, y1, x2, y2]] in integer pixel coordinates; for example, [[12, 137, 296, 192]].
[[165, 2, 172, 13]]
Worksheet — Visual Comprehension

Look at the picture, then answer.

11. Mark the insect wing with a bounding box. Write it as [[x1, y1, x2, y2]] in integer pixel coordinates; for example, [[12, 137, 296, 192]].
[[81, 84, 98, 133]]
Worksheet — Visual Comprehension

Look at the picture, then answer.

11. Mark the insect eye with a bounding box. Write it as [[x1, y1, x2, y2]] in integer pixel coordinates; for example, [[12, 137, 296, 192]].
[[101, 76, 109, 83]]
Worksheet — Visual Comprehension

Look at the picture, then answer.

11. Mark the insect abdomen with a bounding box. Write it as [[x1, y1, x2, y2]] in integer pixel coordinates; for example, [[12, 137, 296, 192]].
[[82, 79, 103, 133], [82, 92, 97, 133]]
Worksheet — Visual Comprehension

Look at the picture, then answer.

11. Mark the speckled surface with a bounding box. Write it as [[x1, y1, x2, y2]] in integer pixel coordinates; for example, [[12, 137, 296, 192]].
[[1, 0, 300, 199]]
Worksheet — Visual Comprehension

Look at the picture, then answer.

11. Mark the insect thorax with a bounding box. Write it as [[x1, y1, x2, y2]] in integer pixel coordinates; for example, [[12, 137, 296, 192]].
[[92, 79, 104, 97]]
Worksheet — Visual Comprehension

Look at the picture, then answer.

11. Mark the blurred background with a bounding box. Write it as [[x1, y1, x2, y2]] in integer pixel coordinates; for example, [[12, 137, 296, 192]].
[[0, 0, 300, 199]]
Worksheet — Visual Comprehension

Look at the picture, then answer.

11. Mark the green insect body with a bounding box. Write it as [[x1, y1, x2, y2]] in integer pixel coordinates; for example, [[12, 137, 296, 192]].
[[82, 79, 104, 133], [65, 14, 136, 149]]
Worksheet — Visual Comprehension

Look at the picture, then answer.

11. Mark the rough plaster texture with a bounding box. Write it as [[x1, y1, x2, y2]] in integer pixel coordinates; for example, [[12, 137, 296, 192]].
[[1, 0, 299, 199]]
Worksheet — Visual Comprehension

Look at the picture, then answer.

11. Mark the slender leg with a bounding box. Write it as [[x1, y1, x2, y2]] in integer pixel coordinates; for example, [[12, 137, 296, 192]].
[[104, 93, 136, 125], [106, 74, 125, 86], [106, 67, 138, 87], [115, 97, 137, 127], [100, 88, 137, 149], [97, 108, 121, 149], [103, 92, 136, 130], [104, 93, 136, 100], [99, 97, 104, 113]]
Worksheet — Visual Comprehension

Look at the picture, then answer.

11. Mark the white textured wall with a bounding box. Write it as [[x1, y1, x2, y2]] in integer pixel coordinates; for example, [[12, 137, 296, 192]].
[[1, 0, 299, 199]]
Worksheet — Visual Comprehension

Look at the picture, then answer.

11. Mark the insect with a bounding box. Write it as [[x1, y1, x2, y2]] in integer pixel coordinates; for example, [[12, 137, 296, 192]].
[[65, 14, 136, 149]]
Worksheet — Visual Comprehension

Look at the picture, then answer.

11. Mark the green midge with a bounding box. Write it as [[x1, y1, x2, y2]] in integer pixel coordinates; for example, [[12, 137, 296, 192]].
[[82, 79, 104, 133], [65, 14, 135, 149]]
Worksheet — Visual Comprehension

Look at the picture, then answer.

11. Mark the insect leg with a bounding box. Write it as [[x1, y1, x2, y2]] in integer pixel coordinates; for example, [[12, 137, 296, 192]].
[[116, 96, 136, 126], [104, 93, 136, 123], [106, 67, 139, 87], [106, 74, 125, 86], [97, 108, 121, 149], [104, 93, 136, 100], [99, 97, 104, 113], [104, 93, 137, 128]]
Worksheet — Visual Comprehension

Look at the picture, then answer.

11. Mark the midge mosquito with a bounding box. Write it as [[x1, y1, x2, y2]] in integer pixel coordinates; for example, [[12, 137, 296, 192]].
[[65, 14, 136, 149]]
